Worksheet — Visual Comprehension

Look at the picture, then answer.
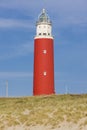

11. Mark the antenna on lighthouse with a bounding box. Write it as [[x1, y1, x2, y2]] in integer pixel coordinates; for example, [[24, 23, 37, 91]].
[[42, 8, 45, 13], [6, 80, 8, 97]]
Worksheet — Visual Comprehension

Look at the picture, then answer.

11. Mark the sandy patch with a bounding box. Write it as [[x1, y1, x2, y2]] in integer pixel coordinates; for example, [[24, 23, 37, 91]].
[[3, 123, 87, 130]]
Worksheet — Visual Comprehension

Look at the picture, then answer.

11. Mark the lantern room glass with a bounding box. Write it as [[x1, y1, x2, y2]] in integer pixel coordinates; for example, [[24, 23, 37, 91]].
[[36, 9, 52, 25]]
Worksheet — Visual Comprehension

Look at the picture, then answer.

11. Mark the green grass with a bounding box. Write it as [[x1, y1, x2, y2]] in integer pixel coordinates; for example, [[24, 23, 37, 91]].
[[0, 94, 87, 129]]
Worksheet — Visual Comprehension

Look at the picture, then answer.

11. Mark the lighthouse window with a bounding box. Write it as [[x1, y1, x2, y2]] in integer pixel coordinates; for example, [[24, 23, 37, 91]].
[[48, 33, 50, 35], [39, 33, 41, 35], [43, 72, 47, 76], [43, 33, 46, 35], [43, 50, 47, 54]]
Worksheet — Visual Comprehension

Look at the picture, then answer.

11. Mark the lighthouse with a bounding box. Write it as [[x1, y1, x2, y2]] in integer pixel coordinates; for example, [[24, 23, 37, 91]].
[[33, 9, 55, 95]]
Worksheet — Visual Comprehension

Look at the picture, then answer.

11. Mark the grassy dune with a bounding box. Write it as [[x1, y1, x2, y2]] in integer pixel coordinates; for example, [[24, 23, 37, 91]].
[[0, 94, 87, 129]]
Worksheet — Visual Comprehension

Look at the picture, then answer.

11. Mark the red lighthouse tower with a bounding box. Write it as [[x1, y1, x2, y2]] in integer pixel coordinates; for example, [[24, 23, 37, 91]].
[[33, 9, 55, 95]]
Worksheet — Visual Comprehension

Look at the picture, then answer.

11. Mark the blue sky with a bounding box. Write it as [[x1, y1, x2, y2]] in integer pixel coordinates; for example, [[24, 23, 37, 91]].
[[0, 0, 87, 96]]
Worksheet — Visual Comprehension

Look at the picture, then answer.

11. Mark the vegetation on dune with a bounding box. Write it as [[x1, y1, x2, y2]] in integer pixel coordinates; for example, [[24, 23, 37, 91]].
[[0, 94, 87, 129]]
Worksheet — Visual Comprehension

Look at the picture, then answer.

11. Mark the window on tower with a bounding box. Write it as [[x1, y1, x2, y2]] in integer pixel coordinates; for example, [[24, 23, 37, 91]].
[[43, 33, 46, 35], [43, 50, 47, 54], [43, 71, 47, 76], [39, 33, 41, 35]]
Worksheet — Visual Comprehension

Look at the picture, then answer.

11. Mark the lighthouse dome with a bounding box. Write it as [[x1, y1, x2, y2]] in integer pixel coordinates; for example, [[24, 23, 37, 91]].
[[37, 9, 51, 25]]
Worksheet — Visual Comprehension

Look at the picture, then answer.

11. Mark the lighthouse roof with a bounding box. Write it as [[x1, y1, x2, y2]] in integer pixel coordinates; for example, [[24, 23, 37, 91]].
[[36, 9, 51, 25]]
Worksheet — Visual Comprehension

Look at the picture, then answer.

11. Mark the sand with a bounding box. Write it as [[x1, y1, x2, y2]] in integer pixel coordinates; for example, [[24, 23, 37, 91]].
[[3, 121, 87, 130]]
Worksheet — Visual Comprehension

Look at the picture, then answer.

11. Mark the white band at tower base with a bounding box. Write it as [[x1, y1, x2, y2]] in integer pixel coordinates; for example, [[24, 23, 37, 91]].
[[34, 36, 54, 39]]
